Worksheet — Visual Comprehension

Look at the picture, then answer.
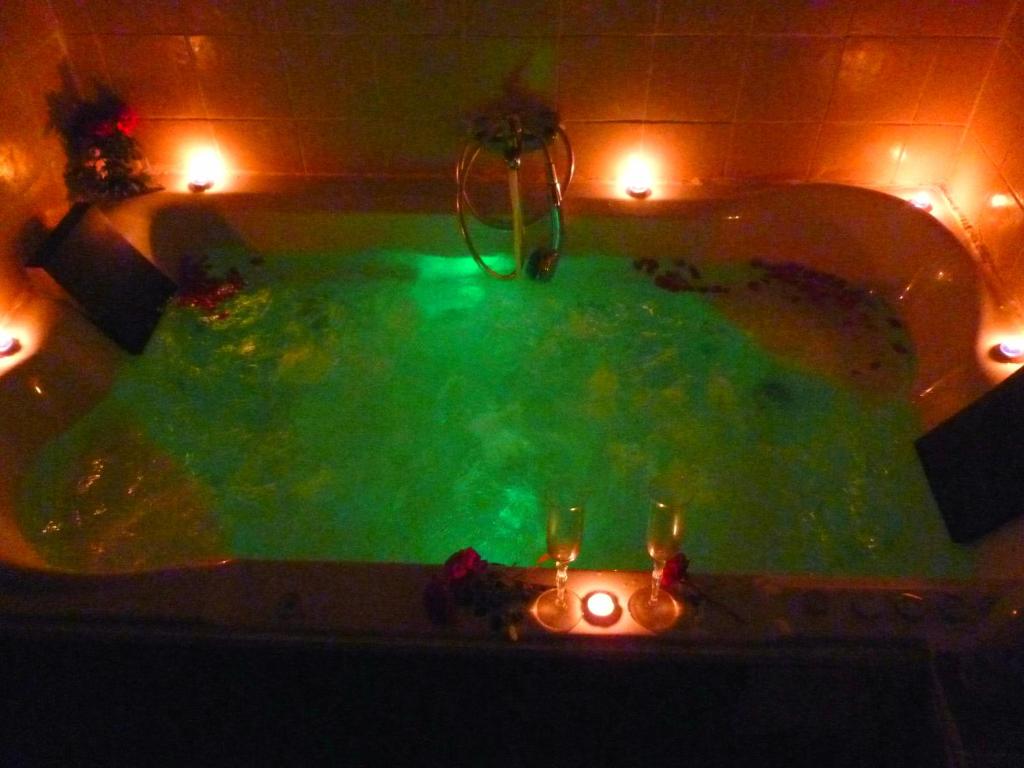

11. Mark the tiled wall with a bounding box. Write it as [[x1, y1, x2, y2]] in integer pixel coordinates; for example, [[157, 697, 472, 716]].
[[3, 0, 1024, 315], [46, 0, 1011, 189], [0, 0, 67, 316], [949, 2, 1024, 315]]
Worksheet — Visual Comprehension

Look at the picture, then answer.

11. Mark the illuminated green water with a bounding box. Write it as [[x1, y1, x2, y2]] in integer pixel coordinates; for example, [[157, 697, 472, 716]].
[[18, 248, 972, 577]]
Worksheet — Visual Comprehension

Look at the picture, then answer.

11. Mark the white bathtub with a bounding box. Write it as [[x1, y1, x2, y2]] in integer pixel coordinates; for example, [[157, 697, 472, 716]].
[[0, 180, 1020, 652]]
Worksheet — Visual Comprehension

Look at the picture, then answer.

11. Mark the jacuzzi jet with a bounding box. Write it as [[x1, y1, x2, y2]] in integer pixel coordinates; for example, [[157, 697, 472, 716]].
[[991, 339, 1024, 363], [0, 333, 20, 357]]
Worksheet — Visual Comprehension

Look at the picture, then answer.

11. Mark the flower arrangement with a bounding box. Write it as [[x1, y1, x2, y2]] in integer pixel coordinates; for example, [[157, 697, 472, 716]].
[[54, 86, 154, 200], [423, 548, 543, 641]]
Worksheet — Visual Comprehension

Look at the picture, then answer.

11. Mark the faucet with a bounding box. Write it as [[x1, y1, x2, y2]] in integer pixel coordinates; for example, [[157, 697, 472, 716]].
[[456, 110, 573, 281]]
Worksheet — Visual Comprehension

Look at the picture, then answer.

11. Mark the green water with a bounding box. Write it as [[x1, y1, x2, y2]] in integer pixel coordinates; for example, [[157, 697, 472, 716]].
[[17, 248, 972, 577]]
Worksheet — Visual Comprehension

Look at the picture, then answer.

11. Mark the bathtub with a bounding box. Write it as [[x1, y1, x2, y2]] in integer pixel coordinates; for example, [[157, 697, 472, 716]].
[[0, 178, 1021, 658]]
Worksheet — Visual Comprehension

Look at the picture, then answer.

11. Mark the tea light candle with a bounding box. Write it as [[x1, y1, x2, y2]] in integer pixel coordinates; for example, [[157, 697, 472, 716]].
[[621, 154, 654, 199], [995, 339, 1024, 363], [186, 147, 225, 192], [583, 590, 622, 627], [908, 191, 933, 212], [0, 333, 20, 357]]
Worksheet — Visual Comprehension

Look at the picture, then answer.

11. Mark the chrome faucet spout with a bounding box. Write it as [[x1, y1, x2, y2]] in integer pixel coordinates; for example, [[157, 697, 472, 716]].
[[456, 111, 574, 281]]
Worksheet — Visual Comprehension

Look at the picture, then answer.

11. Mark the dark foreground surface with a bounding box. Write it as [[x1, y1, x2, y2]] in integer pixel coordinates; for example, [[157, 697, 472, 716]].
[[0, 625, 969, 768]]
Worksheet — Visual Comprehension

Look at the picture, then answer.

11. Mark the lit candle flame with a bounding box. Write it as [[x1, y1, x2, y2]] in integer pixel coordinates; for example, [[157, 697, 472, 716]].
[[621, 153, 654, 199], [185, 147, 227, 192], [586, 591, 615, 617], [0, 332, 19, 356]]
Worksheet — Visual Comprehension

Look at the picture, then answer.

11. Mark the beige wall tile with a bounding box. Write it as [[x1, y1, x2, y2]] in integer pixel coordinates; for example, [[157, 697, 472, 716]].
[[850, 0, 1013, 37], [643, 122, 731, 182], [4, 36, 71, 138], [562, 122, 644, 182], [647, 36, 747, 122], [727, 122, 818, 181], [212, 119, 304, 174], [563, 0, 658, 34], [975, 189, 1024, 298], [947, 130, 1005, 227], [827, 37, 934, 123], [915, 38, 997, 124], [460, 37, 558, 121], [133, 117, 216, 174], [657, 0, 753, 34], [1007, 3, 1024, 57], [926, 0, 1014, 38], [811, 123, 906, 185], [297, 119, 395, 176], [375, 36, 463, 127], [970, 42, 1024, 167], [50, 0, 94, 34], [191, 35, 291, 119], [181, 0, 276, 34], [0, 0, 60, 58], [0, 60, 57, 198], [386, 0, 463, 34], [1000, 139, 1024, 203], [384, 114, 463, 176], [102, 35, 204, 118], [275, 0, 461, 34], [64, 33, 110, 95], [892, 124, 963, 185], [466, 0, 561, 36], [558, 36, 650, 121], [751, 0, 852, 36], [737, 37, 842, 123], [85, 0, 186, 34], [282, 35, 379, 121]]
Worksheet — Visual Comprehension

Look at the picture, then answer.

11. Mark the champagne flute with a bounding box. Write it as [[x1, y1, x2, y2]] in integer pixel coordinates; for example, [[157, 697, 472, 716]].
[[628, 498, 685, 632], [533, 503, 585, 632]]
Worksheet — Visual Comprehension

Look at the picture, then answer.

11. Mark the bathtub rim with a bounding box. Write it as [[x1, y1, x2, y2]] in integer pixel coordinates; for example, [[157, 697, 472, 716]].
[[2, 179, 1021, 647]]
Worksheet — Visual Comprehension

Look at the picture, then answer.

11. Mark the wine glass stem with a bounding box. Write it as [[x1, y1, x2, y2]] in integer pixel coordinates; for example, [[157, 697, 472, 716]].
[[555, 560, 569, 608], [649, 560, 664, 605]]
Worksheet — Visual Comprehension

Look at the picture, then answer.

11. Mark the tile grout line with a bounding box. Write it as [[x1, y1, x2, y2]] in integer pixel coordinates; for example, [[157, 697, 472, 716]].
[[805, 5, 856, 184]]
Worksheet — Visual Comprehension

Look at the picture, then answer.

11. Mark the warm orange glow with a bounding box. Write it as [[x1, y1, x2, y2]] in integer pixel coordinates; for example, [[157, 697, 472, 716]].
[[619, 152, 655, 199], [994, 337, 1024, 362], [586, 591, 615, 617], [907, 190, 934, 212], [581, 589, 623, 628], [184, 146, 227, 192], [0, 321, 36, 377], [978, 324, 1024, 382], [0, 332, 19, 356], [989, 193, 1014, 209]]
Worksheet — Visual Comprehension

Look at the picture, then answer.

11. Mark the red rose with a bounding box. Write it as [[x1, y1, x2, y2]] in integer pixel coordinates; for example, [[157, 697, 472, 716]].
[[660, 552, 690, 588], [116, 106, 139, 136], [442, 547, 485, 581]]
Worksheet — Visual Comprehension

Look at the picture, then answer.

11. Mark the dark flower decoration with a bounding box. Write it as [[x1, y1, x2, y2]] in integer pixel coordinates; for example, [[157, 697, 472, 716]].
[[49, 84, 155, 201], [424, 547, 544, 641], [659, 551, 745, 624], [660, 552, 690, 588], [176, 253, 247, 320]]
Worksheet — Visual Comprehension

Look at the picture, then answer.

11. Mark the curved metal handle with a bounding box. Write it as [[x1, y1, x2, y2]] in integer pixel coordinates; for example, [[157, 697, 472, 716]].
[[456, 120, 574, 280]]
